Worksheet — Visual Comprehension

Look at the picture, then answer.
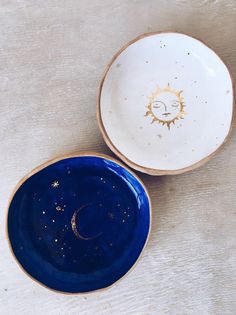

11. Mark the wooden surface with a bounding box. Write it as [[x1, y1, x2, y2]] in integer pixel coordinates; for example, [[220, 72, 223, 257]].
[[0, 1, 235, 314]]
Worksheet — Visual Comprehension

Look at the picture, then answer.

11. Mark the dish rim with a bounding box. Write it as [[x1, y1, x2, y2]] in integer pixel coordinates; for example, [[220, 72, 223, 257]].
[[97, 31, 235, 175], [6, 151, 152, 295]]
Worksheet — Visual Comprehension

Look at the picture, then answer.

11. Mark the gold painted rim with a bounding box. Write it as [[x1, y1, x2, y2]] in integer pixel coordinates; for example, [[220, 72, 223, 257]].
[[97, 31, 235, 176], [6, 151, 152, 295]]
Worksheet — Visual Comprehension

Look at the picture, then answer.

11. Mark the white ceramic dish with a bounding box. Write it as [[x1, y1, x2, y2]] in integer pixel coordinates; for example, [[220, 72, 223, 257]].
[[98, 32, 234, 175]]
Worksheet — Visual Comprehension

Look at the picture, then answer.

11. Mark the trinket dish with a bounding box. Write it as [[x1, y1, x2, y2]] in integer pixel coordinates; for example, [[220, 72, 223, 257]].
[[98, 32, 234, 175], [7, 153, 151, 293]]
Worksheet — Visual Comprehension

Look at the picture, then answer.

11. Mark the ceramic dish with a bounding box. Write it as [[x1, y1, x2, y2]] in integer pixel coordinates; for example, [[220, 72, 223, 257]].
[[7, 153, 151, 294], [98, 32, 234, 175]]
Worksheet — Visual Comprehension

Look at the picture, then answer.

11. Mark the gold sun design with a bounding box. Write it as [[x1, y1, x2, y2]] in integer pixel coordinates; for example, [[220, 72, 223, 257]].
[[145, 84, 186, 129]]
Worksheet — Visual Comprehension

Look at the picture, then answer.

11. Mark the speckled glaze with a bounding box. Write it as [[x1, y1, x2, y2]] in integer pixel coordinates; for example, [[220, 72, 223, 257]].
[[7, 154, 151, 294], [98, 32, 234, 175]]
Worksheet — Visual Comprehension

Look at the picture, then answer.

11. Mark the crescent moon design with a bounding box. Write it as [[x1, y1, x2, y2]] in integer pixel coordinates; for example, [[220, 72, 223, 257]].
[[71, 204, 102, 240]]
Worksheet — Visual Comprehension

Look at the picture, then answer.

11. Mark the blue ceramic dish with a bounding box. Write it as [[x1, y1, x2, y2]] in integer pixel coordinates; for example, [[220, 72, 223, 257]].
[[7, 153, 151, 294]]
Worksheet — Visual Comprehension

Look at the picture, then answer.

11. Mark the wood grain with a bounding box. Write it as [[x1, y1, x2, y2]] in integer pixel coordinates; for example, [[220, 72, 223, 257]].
[[0, 1, 235, 314]]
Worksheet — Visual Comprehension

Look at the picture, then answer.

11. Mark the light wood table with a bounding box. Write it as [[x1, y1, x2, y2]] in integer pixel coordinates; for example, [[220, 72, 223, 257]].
[[0, 1, 235, 314]]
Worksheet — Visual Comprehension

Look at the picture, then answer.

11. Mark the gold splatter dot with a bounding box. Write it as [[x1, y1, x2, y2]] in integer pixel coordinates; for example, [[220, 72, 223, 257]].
[[52, 181, 59, 188]]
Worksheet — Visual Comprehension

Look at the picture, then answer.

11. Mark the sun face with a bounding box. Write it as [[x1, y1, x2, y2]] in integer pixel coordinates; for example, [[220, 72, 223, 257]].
[[145, 84, 185, 129]]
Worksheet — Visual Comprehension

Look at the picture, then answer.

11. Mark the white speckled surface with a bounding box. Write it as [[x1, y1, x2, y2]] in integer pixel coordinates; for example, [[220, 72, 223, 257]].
[[0, 1, 236, 314], [100, 32, 233, 172]]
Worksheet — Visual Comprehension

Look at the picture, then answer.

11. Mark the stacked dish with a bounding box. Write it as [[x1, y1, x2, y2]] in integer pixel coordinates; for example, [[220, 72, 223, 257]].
[[7, 32, 234, 293]]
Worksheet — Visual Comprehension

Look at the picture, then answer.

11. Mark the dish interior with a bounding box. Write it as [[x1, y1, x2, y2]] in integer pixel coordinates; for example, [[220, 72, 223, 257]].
[[100, 33, 233, 172], [8, 156, 150, 293]]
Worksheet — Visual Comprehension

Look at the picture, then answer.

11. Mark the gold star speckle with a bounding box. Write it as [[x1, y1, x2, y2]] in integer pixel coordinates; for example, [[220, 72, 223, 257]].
[[52, 181, 59, 188]]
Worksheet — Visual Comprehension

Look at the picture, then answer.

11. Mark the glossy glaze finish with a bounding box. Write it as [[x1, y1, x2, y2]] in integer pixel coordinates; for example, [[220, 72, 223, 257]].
[[7, 155, 150, 293], [99, 32, 233, 175]]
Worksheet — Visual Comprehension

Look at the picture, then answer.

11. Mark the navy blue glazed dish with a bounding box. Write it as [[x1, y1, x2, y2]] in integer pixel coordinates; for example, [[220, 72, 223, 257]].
[[7, 153, 151, 294]]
